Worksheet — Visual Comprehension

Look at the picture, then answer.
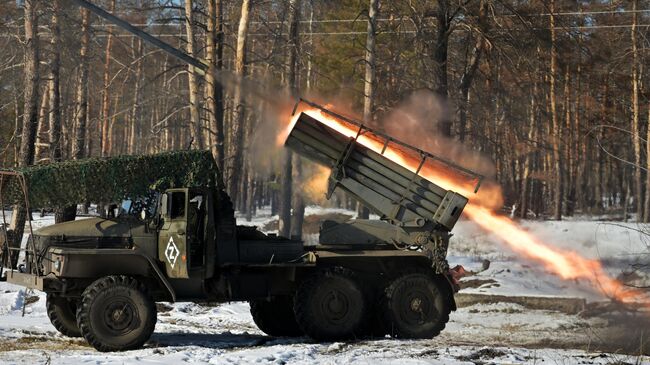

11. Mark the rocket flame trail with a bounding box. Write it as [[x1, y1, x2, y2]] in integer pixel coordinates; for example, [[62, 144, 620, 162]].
[[283, 106, 650, 307]]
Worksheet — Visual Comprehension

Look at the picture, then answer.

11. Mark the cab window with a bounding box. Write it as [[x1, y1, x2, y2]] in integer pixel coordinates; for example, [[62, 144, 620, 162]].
[[169, 192, 186, 219]]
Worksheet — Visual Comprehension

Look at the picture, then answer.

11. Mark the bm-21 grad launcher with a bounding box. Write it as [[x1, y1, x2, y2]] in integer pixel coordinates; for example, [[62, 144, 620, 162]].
[[285, 100, 481, 274], [0, 0, 484, 352]]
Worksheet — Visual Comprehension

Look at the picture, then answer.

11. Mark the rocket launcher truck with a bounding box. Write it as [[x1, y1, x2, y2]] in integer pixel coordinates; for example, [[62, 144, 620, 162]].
[[0, 0, 482, 352]]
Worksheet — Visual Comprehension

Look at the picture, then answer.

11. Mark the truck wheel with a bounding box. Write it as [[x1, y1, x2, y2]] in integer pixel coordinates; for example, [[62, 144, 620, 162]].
[[46, 294, 81, 337], [294, 268, 367, 340], [382, 272, 450, 339], [77, 276, 157, 352], [250, 296, 303, 337]]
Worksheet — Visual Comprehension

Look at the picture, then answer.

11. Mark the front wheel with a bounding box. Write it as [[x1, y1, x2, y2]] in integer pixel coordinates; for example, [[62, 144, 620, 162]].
[[77, 276, 157, 352], [382, 272, 451, 339], [46, 294, 81, 337]]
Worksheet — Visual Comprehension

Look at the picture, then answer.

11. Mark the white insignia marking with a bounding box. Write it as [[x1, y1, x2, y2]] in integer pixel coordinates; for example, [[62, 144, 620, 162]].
[[165, 237, 180, 268]]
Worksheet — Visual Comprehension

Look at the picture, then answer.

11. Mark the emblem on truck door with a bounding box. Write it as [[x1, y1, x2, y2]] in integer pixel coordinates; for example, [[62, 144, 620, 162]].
[[165, 237, 180, 268]]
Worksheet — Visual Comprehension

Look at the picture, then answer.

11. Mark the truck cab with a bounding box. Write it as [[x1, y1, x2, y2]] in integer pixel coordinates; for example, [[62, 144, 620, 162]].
[[158, 188, 217, 279]]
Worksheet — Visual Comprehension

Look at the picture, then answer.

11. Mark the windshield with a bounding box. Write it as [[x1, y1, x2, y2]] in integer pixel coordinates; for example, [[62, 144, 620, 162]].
[[118, 191, 160, 218]]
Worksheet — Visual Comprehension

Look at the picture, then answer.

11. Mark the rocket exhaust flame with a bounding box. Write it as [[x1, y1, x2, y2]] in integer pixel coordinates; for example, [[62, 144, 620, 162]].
[[283, 104, 650, 308]]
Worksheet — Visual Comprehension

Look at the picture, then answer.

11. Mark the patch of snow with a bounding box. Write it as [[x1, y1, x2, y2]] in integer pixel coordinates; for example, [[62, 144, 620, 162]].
[[450, 218, 650, 302]]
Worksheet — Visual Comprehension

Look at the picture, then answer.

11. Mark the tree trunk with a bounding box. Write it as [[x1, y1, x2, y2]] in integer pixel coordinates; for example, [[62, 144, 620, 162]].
[[206, 0, 225, 168], [458, 0, 488, 143], [61, 7, 91, 224], [520, 49, 539, 219], [434, 0, 452, 137], [49, 69, 61, 162], [290, 154, 305, 240], [100, 0, 116, 157], [549, 0, 563, 220], [563, 66, 573, 216], [278, 151, 293, 237], [306, 2, 314, 89], [48, 0, 68, 224], [245, 171, 256, 221], [225, 0, 252, 198], [356, 0, 379, 220], [594, 77, 607, 212], [646, 102, 650, 221], [279, 0, 302, 238], [72, 8, 91, 160], [287, 0, 304, 234], [34, 83, 50, 163], [107, 95, 119, 156], [630, 0, 644, 221], [575, 60, 586, 211], [17, 0, 40, 168], [184, 0, 202, 150], [128, 38, 144, 155], [161, 55, 172, 151], [10, 0, 40, 267]]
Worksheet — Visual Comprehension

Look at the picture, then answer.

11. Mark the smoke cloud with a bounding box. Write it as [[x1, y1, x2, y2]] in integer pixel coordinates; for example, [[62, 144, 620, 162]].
[[378, 90, 496, 179], [376, 90, 503, 209]]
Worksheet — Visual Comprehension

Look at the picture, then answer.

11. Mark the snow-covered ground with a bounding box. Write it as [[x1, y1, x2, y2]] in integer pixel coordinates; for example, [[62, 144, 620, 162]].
[[0, 289, 646, 364], [451, 217, 650, 301], [0, 207, 649, 364]]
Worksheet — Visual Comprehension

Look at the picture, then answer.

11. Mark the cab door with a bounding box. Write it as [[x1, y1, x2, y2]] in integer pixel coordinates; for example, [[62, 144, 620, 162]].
[[159, 189, 189, 278]]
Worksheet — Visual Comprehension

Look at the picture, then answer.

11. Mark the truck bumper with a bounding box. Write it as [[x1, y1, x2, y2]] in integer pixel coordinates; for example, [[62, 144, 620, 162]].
[[5, 271, 46, 291]]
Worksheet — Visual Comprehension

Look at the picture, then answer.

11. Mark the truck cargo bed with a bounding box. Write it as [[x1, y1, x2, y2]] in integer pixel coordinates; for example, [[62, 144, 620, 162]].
[[236, 226, 304, 263]]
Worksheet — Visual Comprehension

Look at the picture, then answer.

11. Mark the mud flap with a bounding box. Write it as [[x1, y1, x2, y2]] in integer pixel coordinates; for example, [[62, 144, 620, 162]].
[[442, 265, 469, 312]]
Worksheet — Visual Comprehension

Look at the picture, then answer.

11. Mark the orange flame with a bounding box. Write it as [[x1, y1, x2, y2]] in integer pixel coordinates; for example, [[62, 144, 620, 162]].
[[284, 106, 650, 307]]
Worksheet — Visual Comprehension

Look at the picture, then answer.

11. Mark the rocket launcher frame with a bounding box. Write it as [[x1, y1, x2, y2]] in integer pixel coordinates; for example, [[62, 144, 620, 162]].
[[285, 100, 483, 231]]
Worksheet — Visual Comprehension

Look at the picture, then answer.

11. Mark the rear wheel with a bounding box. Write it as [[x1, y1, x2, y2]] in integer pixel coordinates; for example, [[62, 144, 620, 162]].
[[294, 268, 367, 340], [77, 276, 157, 352], [382, 272, 450, 339], [250, 296, 303, 337], [46, 294, 81, 337]]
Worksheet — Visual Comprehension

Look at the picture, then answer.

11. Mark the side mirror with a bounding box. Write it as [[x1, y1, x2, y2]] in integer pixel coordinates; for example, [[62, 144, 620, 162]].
[[161, 193, 169, 217], [140, 209, 150, 221]]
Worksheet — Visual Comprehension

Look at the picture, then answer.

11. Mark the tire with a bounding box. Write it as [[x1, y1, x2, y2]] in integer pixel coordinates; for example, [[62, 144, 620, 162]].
[[382, 272, 451, 339], [46, 294, 81, 337], [77, 276, 157, 352], [294, 268, 367, 341], [250, 296, 303, 337]]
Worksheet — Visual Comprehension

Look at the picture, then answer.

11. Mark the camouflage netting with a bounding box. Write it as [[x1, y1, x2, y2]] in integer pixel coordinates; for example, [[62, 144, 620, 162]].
[[0, 150, 222, 208]]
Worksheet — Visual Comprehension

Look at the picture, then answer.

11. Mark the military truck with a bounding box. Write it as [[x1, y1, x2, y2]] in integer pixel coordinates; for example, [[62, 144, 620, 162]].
[[0, 0, 483, 352]]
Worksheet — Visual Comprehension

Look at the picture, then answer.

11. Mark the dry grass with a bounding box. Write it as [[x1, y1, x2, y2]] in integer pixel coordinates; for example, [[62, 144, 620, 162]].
[[0, 336, 89, 352]]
